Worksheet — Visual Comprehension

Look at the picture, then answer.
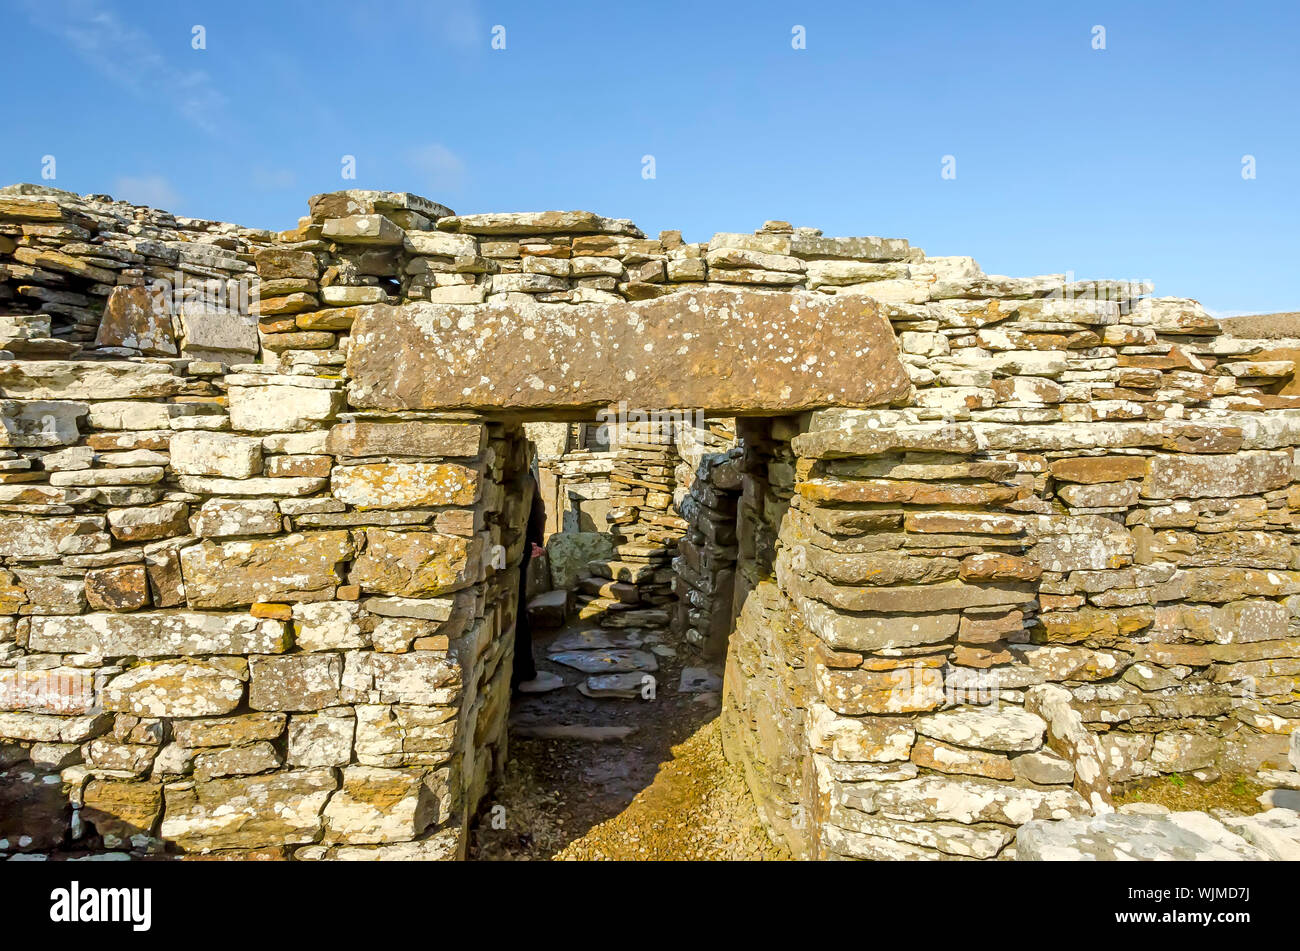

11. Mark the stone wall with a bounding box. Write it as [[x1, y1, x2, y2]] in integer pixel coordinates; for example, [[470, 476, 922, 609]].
[[2, 183, 1298, 860], [723, 293, 1300, 860]]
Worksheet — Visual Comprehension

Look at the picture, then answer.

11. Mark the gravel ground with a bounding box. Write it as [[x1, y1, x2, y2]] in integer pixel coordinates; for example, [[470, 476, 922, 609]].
[[468, 620, 788, 861]]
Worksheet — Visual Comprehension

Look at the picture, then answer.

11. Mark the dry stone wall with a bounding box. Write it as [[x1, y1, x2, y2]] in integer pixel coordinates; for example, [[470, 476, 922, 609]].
[[2, 183, 1299, 860], [725, 289, 1300, 859]]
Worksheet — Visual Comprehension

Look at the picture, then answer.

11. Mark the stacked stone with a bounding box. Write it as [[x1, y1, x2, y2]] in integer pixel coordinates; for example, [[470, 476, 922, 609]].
[[577, 417, 681, 637], [5, 182, 1300, 863], [673, 447, 743, 657], [254, 190, 453, 358], [722, 408, 1300, 858], [0, 190, 532, 860], [0, 183, 268, 355], [719, 418, 811, 849]]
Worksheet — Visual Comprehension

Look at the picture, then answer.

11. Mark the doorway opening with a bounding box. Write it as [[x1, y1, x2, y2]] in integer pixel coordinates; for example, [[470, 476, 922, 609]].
[[467, 410, 781, 859]]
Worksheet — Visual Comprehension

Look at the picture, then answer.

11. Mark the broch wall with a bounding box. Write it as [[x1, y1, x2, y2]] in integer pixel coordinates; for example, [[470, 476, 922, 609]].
[[1, 183, 1298, 860]]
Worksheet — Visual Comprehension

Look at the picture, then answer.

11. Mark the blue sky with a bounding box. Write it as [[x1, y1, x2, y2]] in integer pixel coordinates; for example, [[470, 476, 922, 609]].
[[2, 0, 1297, 315]]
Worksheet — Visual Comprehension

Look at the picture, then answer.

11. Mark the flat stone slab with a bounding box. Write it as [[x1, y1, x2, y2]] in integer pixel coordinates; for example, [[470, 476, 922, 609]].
[[1220, 810, 1300, 860], [548, 629, 641, 652], [1016, 811, 1273, 860], [547, 648, 658, 674], [579, 672, 647, 699], [347, 288, 911, 416], [678, 667, 723, 693]]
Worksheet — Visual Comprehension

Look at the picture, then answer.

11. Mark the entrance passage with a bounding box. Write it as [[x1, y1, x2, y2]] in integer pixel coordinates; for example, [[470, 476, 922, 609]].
[[467, 412, 780, 859]]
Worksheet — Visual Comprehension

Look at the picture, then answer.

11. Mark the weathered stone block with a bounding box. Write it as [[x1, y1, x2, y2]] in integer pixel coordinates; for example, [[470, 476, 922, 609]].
[[807, 702, 915, 762], [81, 779, 163, 848], [103, 660, 245, 717], [178, 530, 354, 608], [1141, 451, 1290, 499], [288, 711, 355, 767], [170, 430, 262, 478], [176, 303, 259, 361], [84, 564, 151, 612], [0, 361, 183, 400], [0, 515, 109, 559], [348, 289, 912, 415], [326, 419, 486, 458], [0, 667, 99, 714], [190, 498, 283, 537], [256, 248, 318, 280], [95, 285, 176, 354], [107, 502, 190, 542], [28, 611, 289, 657], [914, 706, 1045, 753], [322, 766, 441, 844], [801, 598, 958, 651], [293, 600, 366, 651], [349, 529, 482, 597], [840, 775, 1088, 826], [341, 651, 460, 705], [322, 214, 404, 245], [816, 663, 944, 715], [160, 768, 337, 850], [193, 741, 282, 782], [248, 654, 342, 711], [0, 711, 110, 743], [331, 463, 480, 509], [227, 383, 345, 433], [0, 399, 88, 448]]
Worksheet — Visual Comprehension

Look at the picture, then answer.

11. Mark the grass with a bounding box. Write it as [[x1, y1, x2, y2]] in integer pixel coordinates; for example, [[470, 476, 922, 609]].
[[1114, 773, 1267, 815]]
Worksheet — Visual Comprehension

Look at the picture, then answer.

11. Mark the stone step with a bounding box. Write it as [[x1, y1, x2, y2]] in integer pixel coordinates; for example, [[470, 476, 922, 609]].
[[586, 559, 656, 583], [526, 589, 571, 628], [576, 576, 641, 603]]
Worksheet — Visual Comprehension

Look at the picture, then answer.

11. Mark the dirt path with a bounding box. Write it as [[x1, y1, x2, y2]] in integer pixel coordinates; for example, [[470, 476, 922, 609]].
[[467, 620, 788, 861]]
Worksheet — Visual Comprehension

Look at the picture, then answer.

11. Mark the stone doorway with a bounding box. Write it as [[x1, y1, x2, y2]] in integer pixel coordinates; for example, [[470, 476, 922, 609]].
[[465, 409, 762, 859]]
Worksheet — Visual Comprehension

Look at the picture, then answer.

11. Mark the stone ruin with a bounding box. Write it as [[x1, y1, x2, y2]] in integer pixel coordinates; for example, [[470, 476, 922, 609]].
[[1, 181, 1298, 861]]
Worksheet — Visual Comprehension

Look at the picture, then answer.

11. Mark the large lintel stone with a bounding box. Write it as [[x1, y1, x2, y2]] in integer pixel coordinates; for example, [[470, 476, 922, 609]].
[[347, 288, 912, 415]]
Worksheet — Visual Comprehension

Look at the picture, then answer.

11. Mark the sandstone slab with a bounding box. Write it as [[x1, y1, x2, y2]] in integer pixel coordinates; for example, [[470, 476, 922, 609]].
[[1016, 811, 1266, 860], [347, 289, 911, 415], [178, 531, 354, 608], [326, 419, 486, 458], [227, 383, 345, 433], [160, 768, 336, 851], [103, 660, 245, 717], [348, 529, 481, 597], [322, 766, 441, 844], [331, 463, 480, 509], [95, 285, 176, 354], [0, 361, 182, 400], [915, 706, 1046, 753], [28, 611, 289, 657]]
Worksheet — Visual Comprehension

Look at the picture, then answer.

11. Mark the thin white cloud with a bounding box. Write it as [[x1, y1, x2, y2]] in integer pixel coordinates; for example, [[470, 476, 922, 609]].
[[251, 166, 298, 190], [113, 175, 182, 210], [21, 0, 230, 135], [348, 0, 482, 51], [404, 143, 467, 194]]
